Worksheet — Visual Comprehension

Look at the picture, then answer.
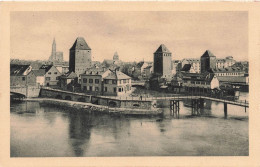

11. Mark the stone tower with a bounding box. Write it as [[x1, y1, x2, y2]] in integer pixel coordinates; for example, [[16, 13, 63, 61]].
[[153, 44, 172, 80], [200, 50, 216, 73], [69, 37, 92, 77]]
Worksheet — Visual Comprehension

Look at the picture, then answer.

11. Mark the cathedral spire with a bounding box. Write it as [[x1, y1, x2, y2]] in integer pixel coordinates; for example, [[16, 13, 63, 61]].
[[52, 38, 56, 59]]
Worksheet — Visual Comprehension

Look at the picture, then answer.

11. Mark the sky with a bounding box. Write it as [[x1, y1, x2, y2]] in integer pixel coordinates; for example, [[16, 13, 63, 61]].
[[10, 11, 248, 62]]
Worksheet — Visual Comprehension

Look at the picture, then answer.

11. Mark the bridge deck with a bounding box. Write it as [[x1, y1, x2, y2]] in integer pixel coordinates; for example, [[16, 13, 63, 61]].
[[151, 96, 249, 107]]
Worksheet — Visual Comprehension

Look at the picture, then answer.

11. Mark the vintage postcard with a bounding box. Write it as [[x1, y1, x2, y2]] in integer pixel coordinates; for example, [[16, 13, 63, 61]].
[[1, 1, 260, 167]]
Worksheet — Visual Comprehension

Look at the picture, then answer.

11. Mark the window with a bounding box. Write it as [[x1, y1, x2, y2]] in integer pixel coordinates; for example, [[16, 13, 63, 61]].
[[46, 77, 50, 81], [95, 79, 99, 84], [114, 87, 117, 92], [54, 72, 57, 74], [83, 78, 87, 83], [123, 80, 126, 83], [112, 80, 117, 84], [48, 72, 51, 74], [89, 79, 93, 83], [118, 88, 122, 92], [191, 81, 195, 84], [22, 77, 25, 81], [104, 79, 109, 84], [95, 87, 99, 91], [89, 86, 92, 91], [104, 87, 107, 92], [83, 86, 86, 91]]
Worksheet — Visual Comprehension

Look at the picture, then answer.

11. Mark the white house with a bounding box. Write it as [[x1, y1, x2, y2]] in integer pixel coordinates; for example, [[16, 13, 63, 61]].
[[39, 65, 61, 86]]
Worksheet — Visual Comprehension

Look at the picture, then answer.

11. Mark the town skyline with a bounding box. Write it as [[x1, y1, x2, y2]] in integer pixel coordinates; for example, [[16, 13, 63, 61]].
[[11, 11, 248, 62]]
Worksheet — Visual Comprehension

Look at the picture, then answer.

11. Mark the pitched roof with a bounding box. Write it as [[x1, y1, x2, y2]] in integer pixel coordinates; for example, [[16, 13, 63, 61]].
[[39, 65, 53, 73], [136, 61, 144, 68], [154, 44, 171, 53], [83, 67, 107, 75], [144, 65, 152, 69], [201, 50, 216, 58], [61, 71, 77, 79], [103, 70, 131, 80], [181, 64, 192, 72], [10, 64, 31, 76], [70, 37, 91, 50], [181, 72, 216, 82], [32, 69, 46, 76]]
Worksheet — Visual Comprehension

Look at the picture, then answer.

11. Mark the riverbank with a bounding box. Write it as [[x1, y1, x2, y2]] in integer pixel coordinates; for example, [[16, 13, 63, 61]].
[[25, 98, 163, 116]]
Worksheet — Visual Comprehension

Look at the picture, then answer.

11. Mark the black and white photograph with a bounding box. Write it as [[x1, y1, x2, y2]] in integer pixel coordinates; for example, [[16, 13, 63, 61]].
[[2, 1, 260, 167]]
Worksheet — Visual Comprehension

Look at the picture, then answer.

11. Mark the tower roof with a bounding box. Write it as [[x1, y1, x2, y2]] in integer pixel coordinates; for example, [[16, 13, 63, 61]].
[[70, 37, 91, 50], [154, 44, 171, 53], [201, 50, 216, 58]]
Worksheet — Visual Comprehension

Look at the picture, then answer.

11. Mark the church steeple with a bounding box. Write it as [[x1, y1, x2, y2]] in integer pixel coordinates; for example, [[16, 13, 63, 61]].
[[52, 38, 56, 59]]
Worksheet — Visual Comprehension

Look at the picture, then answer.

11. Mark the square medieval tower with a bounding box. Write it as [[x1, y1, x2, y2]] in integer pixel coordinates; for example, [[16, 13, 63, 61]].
[[69, 37, 92, 77], [200, 50, 216, 73], [153, 44, 172, 80]]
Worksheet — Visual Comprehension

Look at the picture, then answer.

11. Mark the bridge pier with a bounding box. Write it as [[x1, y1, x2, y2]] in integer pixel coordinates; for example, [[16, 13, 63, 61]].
[[224, 102, 227, 118], [191, 99, 200, 115], [170, 100, 179, 118]]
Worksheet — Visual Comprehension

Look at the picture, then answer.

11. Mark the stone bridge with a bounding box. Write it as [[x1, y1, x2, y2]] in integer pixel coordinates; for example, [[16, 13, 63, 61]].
[[10, 86, 41, 98], [39, 87, 155, 110]]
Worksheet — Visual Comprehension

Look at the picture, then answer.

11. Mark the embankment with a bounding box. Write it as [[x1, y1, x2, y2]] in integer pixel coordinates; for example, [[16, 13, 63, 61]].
[[25, 98, 163, 116]]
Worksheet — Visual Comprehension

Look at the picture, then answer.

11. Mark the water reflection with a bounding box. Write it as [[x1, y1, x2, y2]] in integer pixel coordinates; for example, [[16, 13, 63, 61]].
[[10, 99, 248, 157], [68, 111, 92, 156]]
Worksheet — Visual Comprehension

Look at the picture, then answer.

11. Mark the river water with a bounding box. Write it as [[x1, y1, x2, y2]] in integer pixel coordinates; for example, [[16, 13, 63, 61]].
[[10, 93, 248, 157]]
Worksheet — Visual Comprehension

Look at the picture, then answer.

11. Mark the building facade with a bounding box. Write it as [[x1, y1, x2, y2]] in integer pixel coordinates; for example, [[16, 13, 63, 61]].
[[153, 44, 172, 80], [10, 64, 36, 87], [40, 65, 61, 86], [103, 70, 132, 96], [216, 56, 236, 69], [32, 69, 45, 86], [69, 37, 92, 77], [60, 71, 78, 91], [212, 67, 245, 77], [181, 58, 200, 73], [81, 68, 132, 96], [181, 72, 219, 91]]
